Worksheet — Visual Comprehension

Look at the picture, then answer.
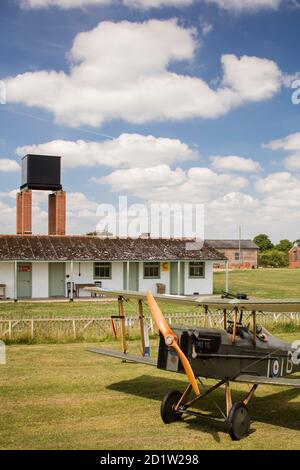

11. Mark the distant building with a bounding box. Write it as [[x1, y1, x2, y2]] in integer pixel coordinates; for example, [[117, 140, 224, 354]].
[[289, 242, 300, 269], [206, 240, 259, 269], [0, 235, 226, 300]]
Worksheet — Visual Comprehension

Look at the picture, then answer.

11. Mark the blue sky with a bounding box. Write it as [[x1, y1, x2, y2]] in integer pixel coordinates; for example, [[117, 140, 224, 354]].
[[1, 0, 300, 240]]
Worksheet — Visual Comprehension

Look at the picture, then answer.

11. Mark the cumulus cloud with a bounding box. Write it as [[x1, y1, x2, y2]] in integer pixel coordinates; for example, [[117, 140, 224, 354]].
[[98, 164, 248, 202], [16, 134, 197, 169], [204, 0, 281, 12], [0, 159, 20, 172], [4, 20, 283, 128], [264, 132, 300, 170], [210, 155, 261, 172], [19, 0, 282, 11]]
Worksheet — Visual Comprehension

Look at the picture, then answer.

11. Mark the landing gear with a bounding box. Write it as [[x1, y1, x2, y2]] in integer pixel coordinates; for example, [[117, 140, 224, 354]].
[[161, 390, 183, 424], [228, 402, 250, 440], [160, 381, 257, 440]]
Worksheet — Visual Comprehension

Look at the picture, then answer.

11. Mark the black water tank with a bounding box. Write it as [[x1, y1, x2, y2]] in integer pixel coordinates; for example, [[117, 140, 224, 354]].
[[21, 154, 62, 191]]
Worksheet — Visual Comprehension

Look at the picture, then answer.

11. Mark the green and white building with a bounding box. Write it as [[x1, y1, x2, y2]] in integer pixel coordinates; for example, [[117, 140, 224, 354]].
[[0, 235, 226, 300]]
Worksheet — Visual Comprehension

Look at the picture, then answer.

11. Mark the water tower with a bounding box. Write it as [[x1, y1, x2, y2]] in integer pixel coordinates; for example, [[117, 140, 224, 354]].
[[16, 154, 66, 236]]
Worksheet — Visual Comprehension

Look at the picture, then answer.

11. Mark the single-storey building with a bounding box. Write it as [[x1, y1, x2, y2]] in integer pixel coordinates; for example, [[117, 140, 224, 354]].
[[206, 239, 259, 269], [289, 242, 300, 269], [0, 235, 226, 300]]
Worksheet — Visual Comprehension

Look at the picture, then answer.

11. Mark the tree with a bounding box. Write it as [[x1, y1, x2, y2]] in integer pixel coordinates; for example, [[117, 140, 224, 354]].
[[259, 249, 289, 268], [275, 239, 293, 253], [253, 234, 273, 252]]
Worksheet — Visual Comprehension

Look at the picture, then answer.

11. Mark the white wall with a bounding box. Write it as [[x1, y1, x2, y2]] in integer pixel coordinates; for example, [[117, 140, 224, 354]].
[[51, 260, 215, 297], [0, 262, 15, 299], [32, 263, 49, 299], [65, 261, 124, 297], [139, 263, 170, 294], [0, 259, 214, 299], [184, 261, 213, 295]]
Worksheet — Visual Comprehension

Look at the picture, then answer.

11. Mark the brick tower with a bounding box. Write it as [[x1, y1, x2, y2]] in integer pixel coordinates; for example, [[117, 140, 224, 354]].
[[16, 189, 32, 235], [48, 190, 66, 236]]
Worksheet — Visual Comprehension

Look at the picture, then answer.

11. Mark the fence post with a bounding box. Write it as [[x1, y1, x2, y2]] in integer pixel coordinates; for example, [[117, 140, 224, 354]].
[[31, 319, 34, 340], [8, 320, 12, 340], [150, 318, 154, 334], [73, 319, 76, 339]]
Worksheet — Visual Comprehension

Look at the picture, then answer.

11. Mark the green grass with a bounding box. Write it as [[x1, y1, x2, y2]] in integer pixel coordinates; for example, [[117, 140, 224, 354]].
[[0, 299, 192, 319], [1, 336, 300, 450], [214, 268, 300, 299]]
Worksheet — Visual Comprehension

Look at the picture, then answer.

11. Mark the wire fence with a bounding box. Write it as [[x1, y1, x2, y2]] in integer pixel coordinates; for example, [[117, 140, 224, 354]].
[[1, 311, 300, 342]]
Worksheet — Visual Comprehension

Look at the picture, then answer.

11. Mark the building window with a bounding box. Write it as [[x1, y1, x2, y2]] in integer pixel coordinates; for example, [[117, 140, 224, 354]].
[[294, 251, 298, 262], [94, 262, 111, 279], [144, 262, 160, 279], [235, 252, 240, 261], [189, 262, 205, 278]]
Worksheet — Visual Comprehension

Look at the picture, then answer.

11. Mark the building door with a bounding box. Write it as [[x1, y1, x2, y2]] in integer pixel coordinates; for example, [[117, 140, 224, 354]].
[[123, 262, 139, 291], [17, 263, 32, 298], [170, 262, 185, 295], [49, 263, 66, 297]]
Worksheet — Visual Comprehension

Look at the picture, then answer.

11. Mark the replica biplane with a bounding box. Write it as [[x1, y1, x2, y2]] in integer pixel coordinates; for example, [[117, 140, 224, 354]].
[[86, 288, 300, 440]]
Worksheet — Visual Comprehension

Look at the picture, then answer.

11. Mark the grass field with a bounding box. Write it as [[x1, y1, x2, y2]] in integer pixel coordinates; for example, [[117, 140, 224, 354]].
[[1, 268, 300, 320], [1, 268, 300, 449], [214, 268, 300, 299], [1, 335, 300, 450]]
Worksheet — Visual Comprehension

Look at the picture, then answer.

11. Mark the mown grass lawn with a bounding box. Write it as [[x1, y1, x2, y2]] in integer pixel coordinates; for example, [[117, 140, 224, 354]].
[[1, 335, 299, 450], [214, 268, 300, 299]]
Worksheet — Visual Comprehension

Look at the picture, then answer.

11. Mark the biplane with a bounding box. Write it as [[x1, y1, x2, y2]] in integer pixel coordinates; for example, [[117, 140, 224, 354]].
[[86, 288, 300, 440]]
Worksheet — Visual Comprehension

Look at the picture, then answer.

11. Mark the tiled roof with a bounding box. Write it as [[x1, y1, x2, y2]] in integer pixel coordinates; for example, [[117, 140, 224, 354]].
[[206, 239, 259, 250], [0, 235, 226, 261]]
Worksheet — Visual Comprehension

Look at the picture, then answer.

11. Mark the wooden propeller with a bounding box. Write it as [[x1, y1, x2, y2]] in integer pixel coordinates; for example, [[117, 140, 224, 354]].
[[147, 291, 200, 396]]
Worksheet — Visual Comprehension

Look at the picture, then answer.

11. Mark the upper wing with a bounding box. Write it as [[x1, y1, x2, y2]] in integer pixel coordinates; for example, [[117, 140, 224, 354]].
[[86, 287, 204, 306], [235, 374, 300, 388], [86, 287, 300, 312]]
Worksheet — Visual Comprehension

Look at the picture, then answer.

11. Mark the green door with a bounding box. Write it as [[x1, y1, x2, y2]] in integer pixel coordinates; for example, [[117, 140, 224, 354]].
[[17, 263, 32, 298], [49, 263, 66, 298], [170, 262, 185, 295], [123, 262, 139, 291]]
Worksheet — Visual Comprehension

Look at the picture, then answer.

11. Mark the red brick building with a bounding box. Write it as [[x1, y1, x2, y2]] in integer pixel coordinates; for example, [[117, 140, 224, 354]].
[[206, 240, 259, 269], [289, 242, 300, 269]]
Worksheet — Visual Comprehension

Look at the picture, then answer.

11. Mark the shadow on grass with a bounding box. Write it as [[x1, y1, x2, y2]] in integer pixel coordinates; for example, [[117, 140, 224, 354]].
[[108, 374, 300, 440]]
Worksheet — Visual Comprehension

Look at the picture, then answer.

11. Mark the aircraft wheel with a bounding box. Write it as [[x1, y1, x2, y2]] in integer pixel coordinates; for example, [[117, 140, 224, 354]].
[[228, 402, 250, 440], [161, 390, 183, 424]]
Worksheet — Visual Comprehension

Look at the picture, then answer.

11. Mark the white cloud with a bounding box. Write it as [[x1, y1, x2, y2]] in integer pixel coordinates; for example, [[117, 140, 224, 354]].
[[221, 54, 282, 102], [124, 0, 193, 7], [0, 159, 20, 172], [264, 132, 300, 170], [95, 163, 300, 240], [20, 0, 110, 8], [16, 133, 197, 169], [204, 0, 281, 12], [98, 164, 248, 202], [4, 20, 283, 127], [210, 155, 261, 172], [19, 0, 282, 10], [255, 172, 299, 193], [201, 21, 213, 36]]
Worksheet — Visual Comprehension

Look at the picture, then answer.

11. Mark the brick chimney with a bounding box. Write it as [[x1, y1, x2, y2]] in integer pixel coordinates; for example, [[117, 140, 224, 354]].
[[16, 189, 32, 235], [48, 190, 66, 236]]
